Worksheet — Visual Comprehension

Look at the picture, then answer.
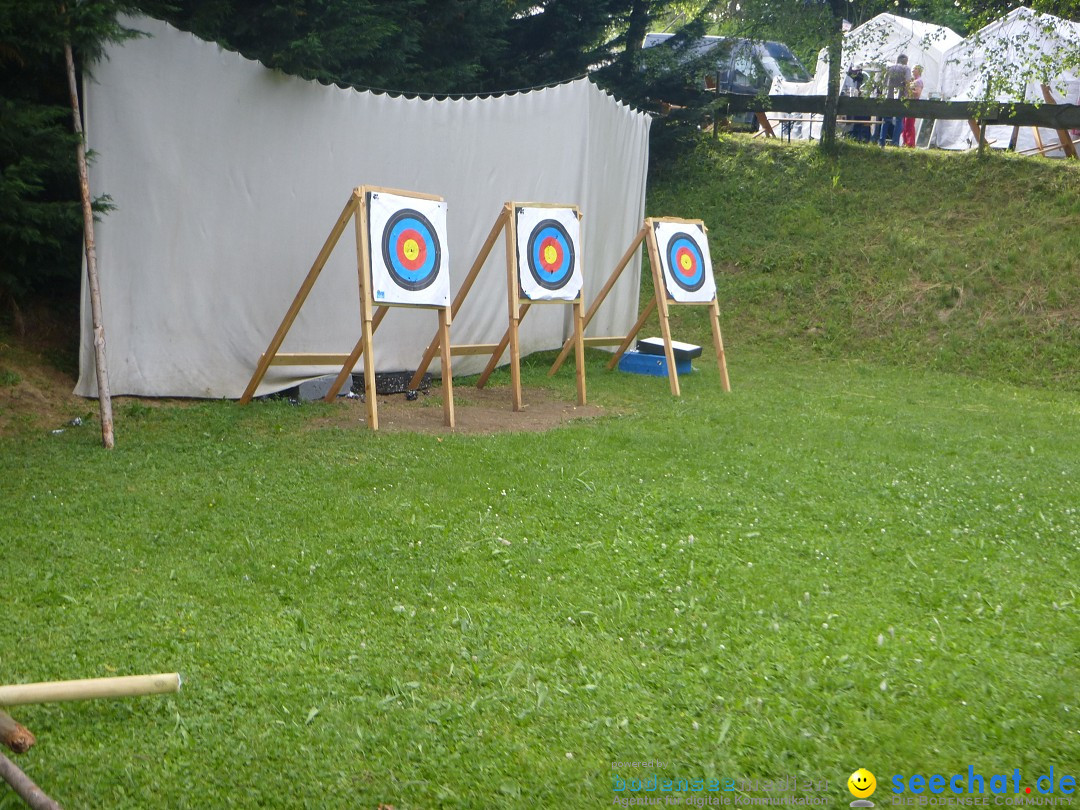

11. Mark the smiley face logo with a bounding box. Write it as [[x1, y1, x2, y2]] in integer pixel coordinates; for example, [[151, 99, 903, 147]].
[[848, 768, 876, 799]]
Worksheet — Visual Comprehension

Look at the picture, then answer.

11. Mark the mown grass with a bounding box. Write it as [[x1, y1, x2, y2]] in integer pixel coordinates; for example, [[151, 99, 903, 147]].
[[649, 137, 1080, 389], [3, 348, 1078, 808]]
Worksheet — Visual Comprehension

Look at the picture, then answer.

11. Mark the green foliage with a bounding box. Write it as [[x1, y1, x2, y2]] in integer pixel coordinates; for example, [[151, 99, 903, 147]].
[[0, 99, 82, 299], [0, 0, 144, 304], [3, 354, 1079, 806]]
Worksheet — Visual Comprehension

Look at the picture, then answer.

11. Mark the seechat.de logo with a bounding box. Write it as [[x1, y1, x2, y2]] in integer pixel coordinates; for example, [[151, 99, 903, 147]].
[[848, 768, 877, 807]]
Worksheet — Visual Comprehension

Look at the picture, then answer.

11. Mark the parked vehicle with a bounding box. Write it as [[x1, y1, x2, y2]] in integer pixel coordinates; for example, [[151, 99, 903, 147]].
[[643, 33, 810, 95]]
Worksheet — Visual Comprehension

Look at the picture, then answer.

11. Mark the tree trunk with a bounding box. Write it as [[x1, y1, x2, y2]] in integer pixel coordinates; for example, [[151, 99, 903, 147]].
[[64, 40, 115, 449], [621, 0, 651, 80], [820, 15, 844, 154]]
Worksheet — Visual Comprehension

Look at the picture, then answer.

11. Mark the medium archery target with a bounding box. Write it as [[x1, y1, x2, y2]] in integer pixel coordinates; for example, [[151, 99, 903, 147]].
[[515, 206, 582, 301], [367, 191, 450, 307], [653, 220, 716, 304]]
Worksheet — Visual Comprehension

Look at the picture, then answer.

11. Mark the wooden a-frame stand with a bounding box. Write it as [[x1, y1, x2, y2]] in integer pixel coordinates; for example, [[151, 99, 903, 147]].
[[408, 202, 586, 412], [240, 186, 455, 430], [549, 216, 730, 397]]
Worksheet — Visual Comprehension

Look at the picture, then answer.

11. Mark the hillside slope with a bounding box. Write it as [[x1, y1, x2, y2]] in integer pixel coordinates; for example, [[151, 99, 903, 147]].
[[647, 137, 1080, 389]]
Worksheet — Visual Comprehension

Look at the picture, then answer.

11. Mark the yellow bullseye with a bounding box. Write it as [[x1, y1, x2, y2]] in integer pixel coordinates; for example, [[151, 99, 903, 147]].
[[403, 238, 420, 261], [680, 254, 694, 271], [543, 244, 559, 266]]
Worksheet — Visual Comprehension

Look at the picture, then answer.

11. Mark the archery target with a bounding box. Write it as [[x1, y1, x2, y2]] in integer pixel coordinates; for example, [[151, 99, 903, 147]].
[[367, 191, 450, 307], [653, 220, 716, 303], [515, 206, 582, 301]]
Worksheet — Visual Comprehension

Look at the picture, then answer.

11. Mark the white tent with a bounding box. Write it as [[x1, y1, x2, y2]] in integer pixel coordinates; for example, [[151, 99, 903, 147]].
[[930, 7, 1080, 155], [77, 17, 652, 399], [768, 13, 962, 141]]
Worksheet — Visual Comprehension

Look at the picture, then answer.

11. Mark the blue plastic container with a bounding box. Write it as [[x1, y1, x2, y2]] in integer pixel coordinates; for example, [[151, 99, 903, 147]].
[[617, 350, 693, 377]]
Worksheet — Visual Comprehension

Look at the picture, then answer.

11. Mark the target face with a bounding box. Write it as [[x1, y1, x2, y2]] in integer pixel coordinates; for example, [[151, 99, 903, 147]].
[[527, 220, 575, 290], [653, 220, 715, 303], [515, 206, 582, 301], [367, 191, 450, 307], [382, 209, 441, 291], [666, 232, 706, 293]]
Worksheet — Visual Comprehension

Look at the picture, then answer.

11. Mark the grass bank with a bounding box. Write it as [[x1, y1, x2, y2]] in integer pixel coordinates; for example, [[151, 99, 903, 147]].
[[648, 137, 1080, 389]]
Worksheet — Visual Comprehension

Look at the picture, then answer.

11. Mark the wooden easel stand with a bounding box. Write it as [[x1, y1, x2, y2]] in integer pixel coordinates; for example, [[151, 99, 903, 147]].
[[241, 187, 454, 429]]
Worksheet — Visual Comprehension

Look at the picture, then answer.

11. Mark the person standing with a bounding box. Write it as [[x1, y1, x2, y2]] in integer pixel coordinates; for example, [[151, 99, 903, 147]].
[[879, 54, 912, 147], [901, 64, 925, 147]]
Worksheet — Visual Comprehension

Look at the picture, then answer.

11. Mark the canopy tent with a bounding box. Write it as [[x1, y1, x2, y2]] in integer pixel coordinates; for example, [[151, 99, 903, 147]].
[[930, 7, 1080, 155], [768, 13, 962, 140], [76, 16, 651, 399]]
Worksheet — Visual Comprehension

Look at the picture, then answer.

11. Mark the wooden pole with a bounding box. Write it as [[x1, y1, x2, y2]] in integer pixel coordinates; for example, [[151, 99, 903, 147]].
[[549, 225, 648, 376], [64, 40, 114, 449], [0, 753, 62, 810], [239, 192, 359, 403], [0, 711, 35, 754], [0, 673, 180, 706]]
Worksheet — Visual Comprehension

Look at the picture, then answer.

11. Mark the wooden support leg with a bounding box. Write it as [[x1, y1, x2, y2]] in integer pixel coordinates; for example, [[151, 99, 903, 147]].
[[509, 305, 524, 411], [361, 311, 378, 430], [240, 192, 359, 403], [658, 301, 681, 397], [323, 307, 389, 402], [550, 225, 648, 376], [710, 299, 731, 392], [409, 208, 510, 390], [476, 304, 530, 390], [605, 297, 656, 370], [439, 308, 455, 427], [573, 297, 586, 405]]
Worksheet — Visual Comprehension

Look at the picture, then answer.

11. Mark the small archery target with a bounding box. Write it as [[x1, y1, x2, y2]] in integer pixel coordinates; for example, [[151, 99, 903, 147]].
[[515, 206, 582, 301], [653, 220, 716, 303], [367, 191, 450, 307]]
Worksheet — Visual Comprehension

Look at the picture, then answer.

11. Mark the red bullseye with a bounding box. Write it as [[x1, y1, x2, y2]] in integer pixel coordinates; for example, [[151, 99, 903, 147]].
[[396, 228, 426, 271], [539, 236, 563, 274], [675, 246, 697, 277]]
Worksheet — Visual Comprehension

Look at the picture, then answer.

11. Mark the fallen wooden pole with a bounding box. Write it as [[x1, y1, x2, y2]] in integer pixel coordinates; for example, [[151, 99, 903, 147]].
[[0, 673, 180, 707], [0, 752, 62, 810], [0, 711, 35, 754]]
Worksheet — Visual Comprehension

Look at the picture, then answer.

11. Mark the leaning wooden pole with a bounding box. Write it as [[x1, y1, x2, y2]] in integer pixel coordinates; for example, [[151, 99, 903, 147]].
[[64, 40, 115, 449], [0, 752, 62, 810]]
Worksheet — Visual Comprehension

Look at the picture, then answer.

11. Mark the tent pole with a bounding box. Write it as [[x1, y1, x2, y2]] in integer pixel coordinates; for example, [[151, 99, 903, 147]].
[[65, 40, 115, 449]]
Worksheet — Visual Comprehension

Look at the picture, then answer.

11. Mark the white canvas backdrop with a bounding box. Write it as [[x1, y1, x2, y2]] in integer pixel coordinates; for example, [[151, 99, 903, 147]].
[[77, 16, 651, 398]]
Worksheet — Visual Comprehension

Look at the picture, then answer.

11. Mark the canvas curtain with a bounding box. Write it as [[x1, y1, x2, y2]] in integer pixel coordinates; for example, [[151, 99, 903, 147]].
[[77, 16, 651, 398]]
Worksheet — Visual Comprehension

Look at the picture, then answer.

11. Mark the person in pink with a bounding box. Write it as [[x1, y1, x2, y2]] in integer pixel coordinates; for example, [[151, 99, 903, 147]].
[[901, 65, 925, 147]]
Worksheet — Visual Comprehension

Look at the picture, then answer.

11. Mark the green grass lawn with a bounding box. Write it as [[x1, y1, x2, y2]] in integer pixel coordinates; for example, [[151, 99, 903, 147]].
[[3, 347, 1078, 808]]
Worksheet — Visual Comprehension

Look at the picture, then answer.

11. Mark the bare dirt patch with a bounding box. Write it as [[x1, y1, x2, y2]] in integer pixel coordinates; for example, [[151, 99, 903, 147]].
[[309, 385, 608, 435], [1, 336, 607, 437], [0, 340, 89, 436]]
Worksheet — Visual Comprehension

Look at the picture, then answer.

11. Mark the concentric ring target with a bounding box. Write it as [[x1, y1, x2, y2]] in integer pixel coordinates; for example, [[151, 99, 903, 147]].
[[665, 231, 706, 293], [381, 209, 442, 291], [526, 219, 576, 291]]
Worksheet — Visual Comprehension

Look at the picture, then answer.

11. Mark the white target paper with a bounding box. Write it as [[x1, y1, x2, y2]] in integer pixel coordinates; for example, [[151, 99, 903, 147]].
[[653, 220, 716, 304], [515, 206, 583, 301], [367, 191, 451, 307]]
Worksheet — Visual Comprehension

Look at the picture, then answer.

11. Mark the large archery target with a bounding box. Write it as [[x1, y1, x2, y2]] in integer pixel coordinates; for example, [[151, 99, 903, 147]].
[[368, 191, 450, 307], [515, 206, 582, 301], [653, 220, 716, 304]]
